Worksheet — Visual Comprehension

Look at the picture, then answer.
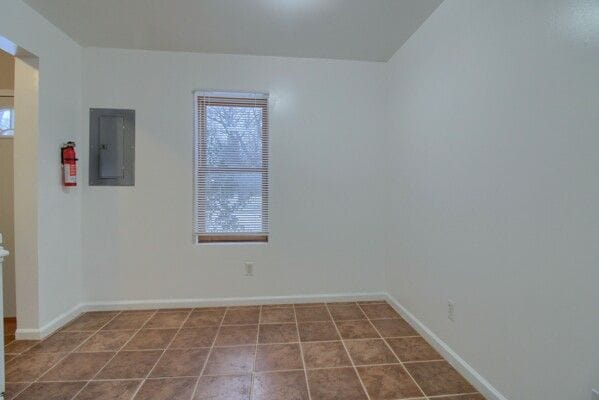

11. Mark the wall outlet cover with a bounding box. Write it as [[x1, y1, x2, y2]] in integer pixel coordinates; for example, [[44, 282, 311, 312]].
[[244, 262, 254, 276]]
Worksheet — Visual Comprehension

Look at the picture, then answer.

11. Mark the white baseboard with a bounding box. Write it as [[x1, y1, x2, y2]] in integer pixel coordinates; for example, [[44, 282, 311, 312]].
[[15, 303, 83, 340], [14, 292, 386, 339], [82, 292, 388, 312], [385, 294, 508, 400]]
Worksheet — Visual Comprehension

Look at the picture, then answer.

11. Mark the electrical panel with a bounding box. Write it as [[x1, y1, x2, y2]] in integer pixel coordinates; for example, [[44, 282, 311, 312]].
[[89, 108, 135, 186]]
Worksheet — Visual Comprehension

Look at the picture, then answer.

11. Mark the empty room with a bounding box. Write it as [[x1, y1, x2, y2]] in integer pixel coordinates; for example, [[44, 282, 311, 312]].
[[0, 0, 597, 399]]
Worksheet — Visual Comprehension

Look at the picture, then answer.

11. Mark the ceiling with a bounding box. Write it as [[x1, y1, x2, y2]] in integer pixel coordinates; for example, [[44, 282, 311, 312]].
[[22, 0, 443, 62]]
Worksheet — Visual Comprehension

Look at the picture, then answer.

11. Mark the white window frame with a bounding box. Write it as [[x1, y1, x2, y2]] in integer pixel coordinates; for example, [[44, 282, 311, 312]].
[[193, 90, 270, 243]]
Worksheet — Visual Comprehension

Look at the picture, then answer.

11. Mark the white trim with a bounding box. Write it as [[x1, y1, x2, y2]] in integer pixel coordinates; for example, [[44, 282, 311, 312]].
[[193, 90, 268, 99], [192, 90, 271, 238], [15, 303, 83, 340], [82, 292, 387, 312], [385, 293, 509, 400]]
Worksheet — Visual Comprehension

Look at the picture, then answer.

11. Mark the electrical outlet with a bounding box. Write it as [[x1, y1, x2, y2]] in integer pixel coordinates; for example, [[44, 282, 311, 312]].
[[592, 389, 598, 400], [447, 301, 455, 322], [244, 261, 254, 276]]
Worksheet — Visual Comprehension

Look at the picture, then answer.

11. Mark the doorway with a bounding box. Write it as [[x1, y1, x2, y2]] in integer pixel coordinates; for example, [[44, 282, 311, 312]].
[[0, 49, 16, 344]]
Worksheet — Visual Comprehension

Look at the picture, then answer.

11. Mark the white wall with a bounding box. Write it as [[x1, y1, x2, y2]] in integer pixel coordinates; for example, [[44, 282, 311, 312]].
[[0, 0, 83, 332], [385, 1, 599, 399], [82, 48, 387, 304]]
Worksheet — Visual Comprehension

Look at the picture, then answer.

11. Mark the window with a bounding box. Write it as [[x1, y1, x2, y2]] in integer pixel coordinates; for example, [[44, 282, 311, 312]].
[[0, 108, 15, 136], [194, 91, 269, 243]]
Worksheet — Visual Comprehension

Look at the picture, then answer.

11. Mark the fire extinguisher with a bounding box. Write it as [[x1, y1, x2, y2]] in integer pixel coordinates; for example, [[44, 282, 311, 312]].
[[61, 142, 78, 187]]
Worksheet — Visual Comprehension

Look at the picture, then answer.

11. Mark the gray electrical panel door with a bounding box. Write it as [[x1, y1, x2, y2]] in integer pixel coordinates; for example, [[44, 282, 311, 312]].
[[89, 108, 135, 186]]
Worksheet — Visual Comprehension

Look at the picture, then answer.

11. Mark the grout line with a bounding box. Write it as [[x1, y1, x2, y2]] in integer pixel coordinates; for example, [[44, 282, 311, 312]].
[[15, 310, 126, 400], [325, 303, 373, 400], [249, 305, 262, 400], [357, 303, 430, 400], [293, 304, 313, 400], [68, 309, 157, 400], [19, 333, 420, 351], [57, 311, 125, 398], [141, 309, 195, 378], [4, 361, 453, 384], [188, 307, 227, 400]]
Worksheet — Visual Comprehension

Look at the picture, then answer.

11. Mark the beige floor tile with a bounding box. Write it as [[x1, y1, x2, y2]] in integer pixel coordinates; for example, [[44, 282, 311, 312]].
[[223, 309, 260, 325], [194, 375, 251, 400], [360, 303, 400, 319], [76, 330, 135, 352], [28, 332, 91, 353], [133, 377, 197, 400], [170, 327, 219, 348], [307, 368, 368, 400], [260, 307, 295, 324], [387, 336, 442, 361], [14, 382, 86, 400], [328, 304, 366, 321], [214, 325, 258, 346], [371, 318, 417, 337], [150, 348, 209, 377], [357, 364, 424, 399], [335, 320, 379, 339], [102, 311, 154, 330], [184, 310, 225, 327], [301, 341, 351, 369], [96, 350, 162, 379], [203, 346, 255, 375], [144, 311, 190, 329], [62, 312, 118, 331], [4, 383, 30, 400], [254, 343, 303, 372], [252, 371, 309, 400], [297, 321, 339, 342], [6, 352, 66, 382], [40, 352, 114, 381], [405, 361, 476, 397], [258, 323, 298, 344], [345, 339, 399, 365], [73, 380, 142, 400], [124, 329, 177, 350], [295, 306, 331, 322]]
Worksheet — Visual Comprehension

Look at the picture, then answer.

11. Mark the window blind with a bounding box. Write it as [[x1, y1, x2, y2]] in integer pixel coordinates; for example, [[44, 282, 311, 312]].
[[194, 91, 269, 242]]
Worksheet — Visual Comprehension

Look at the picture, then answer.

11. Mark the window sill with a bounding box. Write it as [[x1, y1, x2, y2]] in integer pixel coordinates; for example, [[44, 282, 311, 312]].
[[197, 235, 268, 244]]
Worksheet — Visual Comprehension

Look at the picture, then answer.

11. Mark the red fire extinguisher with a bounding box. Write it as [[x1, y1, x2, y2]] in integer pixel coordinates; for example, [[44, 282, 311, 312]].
[[61, 142, 78, 187]]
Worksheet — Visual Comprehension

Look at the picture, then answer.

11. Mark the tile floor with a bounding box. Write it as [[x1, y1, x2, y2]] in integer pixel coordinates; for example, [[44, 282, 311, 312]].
[[3, 301, 486, 400], [4, 317, 16, 346]]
